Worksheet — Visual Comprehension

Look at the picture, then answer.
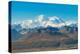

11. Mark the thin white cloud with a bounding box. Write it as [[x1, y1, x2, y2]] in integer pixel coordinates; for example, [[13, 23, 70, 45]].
[[37, 14, 44, 22], [21, 20, 33, 28]]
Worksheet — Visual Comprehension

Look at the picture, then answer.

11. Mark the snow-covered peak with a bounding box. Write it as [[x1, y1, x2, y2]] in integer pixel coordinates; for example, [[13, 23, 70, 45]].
[[65, 20, 77, 26], [44, 16, 65, 27], [49, 16, 59, 21]]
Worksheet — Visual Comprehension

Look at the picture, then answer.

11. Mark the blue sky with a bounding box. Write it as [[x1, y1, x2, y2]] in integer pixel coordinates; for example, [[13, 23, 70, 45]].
[[10, 1, 78, 24]]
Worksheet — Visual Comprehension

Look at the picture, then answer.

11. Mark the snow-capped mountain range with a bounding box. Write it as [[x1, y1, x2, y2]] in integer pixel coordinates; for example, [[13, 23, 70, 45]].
[[11, 15, 77, 31], [11, 15, 78, 41]]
